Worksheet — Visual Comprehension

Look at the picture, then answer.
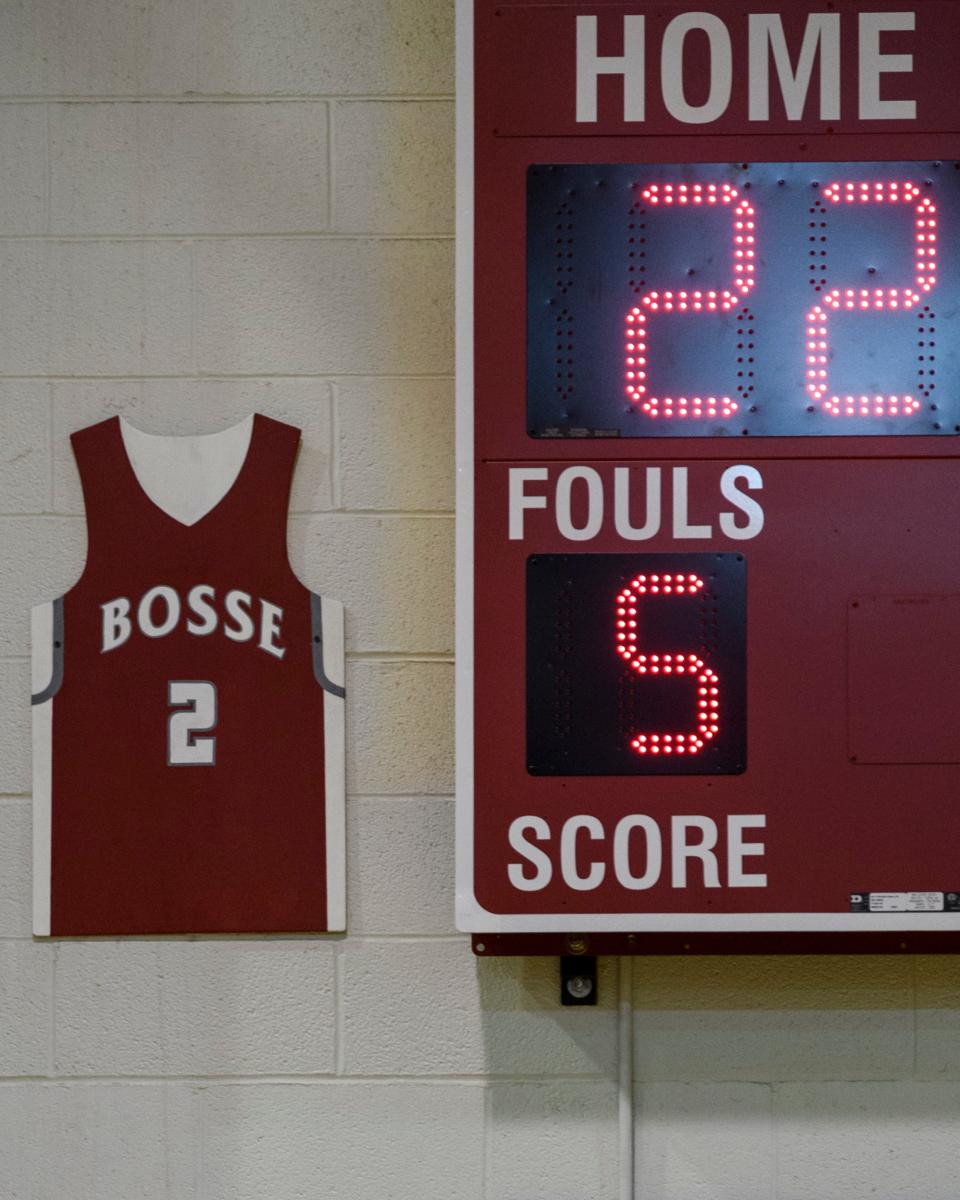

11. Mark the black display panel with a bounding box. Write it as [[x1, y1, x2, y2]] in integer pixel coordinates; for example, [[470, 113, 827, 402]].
[[527, 162, 960, 438], [526, 554, 746, 775]]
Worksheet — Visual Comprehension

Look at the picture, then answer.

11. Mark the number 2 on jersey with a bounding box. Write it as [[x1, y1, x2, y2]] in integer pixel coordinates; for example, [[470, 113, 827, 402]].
[[168, 680, 218, 766]]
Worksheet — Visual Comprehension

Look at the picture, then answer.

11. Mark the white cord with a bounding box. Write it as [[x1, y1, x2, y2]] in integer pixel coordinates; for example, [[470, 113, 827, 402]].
[[618, 955, 635, 1200]]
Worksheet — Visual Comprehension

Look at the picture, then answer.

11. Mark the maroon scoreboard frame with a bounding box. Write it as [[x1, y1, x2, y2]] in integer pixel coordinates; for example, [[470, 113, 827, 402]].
[[456, 0, 960, 953]]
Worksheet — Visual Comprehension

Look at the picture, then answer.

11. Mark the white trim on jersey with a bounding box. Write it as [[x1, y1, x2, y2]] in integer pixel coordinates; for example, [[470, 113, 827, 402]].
[[319, 597, 346, 932], [119, 415, 255, 527], [31, 600, 56, 938]]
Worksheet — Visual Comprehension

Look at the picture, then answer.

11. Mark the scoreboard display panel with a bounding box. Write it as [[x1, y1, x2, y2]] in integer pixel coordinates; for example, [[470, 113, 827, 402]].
[[456, 0, 960, 951], [525, 552, 748, 777], [527, 161, 958, 439]]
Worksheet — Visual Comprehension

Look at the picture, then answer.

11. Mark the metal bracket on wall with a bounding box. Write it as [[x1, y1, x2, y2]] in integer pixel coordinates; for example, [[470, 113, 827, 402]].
[[560, 954, 598, 1006]]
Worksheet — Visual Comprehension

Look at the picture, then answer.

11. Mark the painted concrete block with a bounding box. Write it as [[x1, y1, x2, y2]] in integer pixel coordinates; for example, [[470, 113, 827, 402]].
[[0, 943, 52, 1076], [0, 1082, 199, 1200], [0, 0, 197, 95], [634, 1082, 774, 1200], [347, 796, 456, 935], [290, 514, 453, 653], [50, 102, 329, 234], [334, 101, 454, 233], [196, 0, 454, 96], [198, 1081, 482, 1200], [337, 377, 454, 512], [0, 241, 193, 375], [0, 803, 31, 936], [196, 238, 453, 375], [633, 955, 914, 1081], [775, 1081, 960, 1200], [55, 942, 336, 1076], [346, 660, 453, 794], [341, 941, 617, 1077], [0, 386, 51, 513], [485, 1080, 618, 1200]]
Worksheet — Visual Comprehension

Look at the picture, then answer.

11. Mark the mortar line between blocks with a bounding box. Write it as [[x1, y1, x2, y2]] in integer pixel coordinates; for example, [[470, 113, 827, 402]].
[[194, 1072, 205, 1200], [327, 100, 336, 232], [0, 94, 455, 104], [0, 1073, 610, 1087], [189, 239, 198, 375], [335, 942, 345, 1077], [0, 372, 455, 381], [0, 232, 454, 242], [294, 509, 454, 518], [329, 380, 343, 511], [481, 1081, 491, 1198], [42, 101, 50, 235], [49, 942, 57, 1077], [0, 1073, 929, 1088], [191, 0, 201, 95], [911, 955, 919, 1077], [13, 372, 456, 381], [46, 382, 54, 509]]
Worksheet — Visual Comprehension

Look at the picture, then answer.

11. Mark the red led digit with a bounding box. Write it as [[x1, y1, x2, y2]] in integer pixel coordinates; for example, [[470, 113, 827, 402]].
[[616, 574, 720, 756], [625, 182, 756, 420], [806, 181, 937, 417]]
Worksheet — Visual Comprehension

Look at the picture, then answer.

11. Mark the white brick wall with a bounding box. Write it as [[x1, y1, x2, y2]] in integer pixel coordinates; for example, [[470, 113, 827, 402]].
[[0, 2, 956, 1198]]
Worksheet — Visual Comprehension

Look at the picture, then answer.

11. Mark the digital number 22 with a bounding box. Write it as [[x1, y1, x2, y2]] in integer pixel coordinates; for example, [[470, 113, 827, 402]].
[[625, 177, 938, 421]]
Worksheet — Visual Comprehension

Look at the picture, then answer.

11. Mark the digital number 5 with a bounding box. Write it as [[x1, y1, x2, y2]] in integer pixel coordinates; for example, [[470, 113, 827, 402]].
[[616, 573, 720, 756]]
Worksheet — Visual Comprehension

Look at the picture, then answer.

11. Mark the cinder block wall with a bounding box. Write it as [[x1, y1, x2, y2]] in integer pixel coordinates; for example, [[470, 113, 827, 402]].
[[0, 3, 957, 1198]]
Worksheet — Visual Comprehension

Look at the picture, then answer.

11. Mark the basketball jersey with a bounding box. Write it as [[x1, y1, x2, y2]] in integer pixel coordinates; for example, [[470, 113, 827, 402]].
[[31, 414, 345, 936]]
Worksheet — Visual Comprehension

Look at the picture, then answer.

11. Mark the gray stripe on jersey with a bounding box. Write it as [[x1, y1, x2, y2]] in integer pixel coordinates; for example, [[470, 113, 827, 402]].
[[31, 597, 64, 706], [311, 592, 346, 699]]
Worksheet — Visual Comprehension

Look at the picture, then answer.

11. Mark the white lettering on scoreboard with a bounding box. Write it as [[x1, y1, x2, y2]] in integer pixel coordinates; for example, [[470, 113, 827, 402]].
[[507, 813, 768, 893], [509, 464, 765, 542], [576, 11, 917, 124]]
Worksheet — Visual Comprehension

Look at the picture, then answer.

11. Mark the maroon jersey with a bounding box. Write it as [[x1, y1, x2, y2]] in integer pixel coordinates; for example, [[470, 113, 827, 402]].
[[31, 414, 345, 936]]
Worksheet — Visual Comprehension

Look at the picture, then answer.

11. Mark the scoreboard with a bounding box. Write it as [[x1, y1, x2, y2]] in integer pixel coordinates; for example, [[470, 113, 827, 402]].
[[456, 0, 960, 952]]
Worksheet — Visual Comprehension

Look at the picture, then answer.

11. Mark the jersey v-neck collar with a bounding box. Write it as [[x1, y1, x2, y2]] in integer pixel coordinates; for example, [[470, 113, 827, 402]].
[[115, 414, 257, 528]]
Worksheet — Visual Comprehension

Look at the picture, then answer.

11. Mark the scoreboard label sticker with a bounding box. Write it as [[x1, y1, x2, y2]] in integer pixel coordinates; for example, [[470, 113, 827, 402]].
[[457, 0, 960, 940], [850, 893, 960, 913]]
